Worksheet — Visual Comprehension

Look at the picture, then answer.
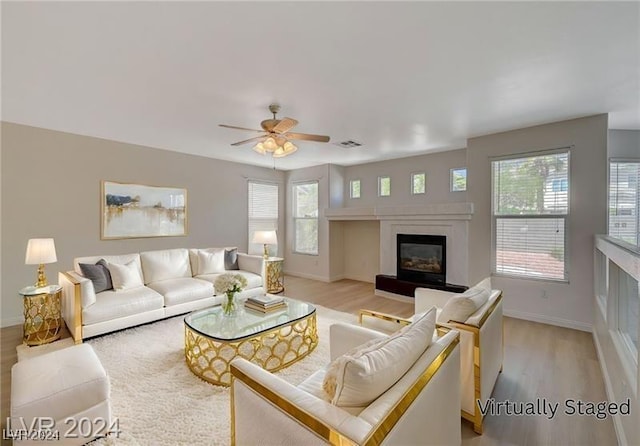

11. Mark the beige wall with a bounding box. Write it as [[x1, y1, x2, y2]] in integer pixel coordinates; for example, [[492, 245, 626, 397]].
[[342, 220, 380, 283], [343, 149, 468, 207], [467, 114, 608, 330], [1, 122, 285, 326]]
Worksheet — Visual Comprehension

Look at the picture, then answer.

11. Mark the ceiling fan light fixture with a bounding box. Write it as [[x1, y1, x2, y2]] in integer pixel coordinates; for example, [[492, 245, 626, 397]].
[[273, 141, 298, 158], [263, 137, 277, 152], [253, 142, 266, 154]]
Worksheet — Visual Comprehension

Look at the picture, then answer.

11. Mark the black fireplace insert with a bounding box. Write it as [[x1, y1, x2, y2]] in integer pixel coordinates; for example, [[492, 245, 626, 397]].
[[396, 234, 446, 285]]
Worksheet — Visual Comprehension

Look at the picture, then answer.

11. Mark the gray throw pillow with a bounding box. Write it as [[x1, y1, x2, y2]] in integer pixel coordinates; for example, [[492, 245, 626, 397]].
[[224, 248, 239, 270], [79, 259, 113, 293]]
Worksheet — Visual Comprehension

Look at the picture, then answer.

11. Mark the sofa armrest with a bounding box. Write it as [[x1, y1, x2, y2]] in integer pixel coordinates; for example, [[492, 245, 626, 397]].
[[237, 253, 265, 277], [414, 287, 455, 313], [58, 272, 87, 343], [230, 358, 370, 445], [329, 322, 388, 361]]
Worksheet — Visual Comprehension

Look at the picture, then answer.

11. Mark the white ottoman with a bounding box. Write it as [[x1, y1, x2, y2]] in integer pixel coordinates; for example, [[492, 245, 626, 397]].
[[10, 344, 111, 446]]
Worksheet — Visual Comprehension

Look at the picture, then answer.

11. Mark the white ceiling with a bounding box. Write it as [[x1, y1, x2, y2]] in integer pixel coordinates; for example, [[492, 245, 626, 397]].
[[2, 2, 638, 170]]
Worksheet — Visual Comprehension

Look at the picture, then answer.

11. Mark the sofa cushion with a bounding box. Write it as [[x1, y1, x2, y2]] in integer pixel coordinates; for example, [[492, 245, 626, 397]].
[[79, 259, 113, 293], [140, 249, 192, 284], [298, 369, 365, 416], [437, 286, 490, 324], [323, 307, 436, 407], [82, 286, 164, 325], [108, 259, 144, 291], [147, 278, 213, 306], [225, 248, 240, 270], [197, 248, 225, 275], [75, 253, 143, 279]]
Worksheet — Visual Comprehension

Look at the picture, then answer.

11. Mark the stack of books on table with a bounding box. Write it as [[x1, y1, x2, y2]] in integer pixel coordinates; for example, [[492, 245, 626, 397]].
[[245, 294, 287, 313]]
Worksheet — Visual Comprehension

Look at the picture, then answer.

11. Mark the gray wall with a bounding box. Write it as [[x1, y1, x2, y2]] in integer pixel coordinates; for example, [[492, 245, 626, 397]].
[[467, 114, 608, 330], [609, 129, 639, 158], [1, 122, 285, 326]]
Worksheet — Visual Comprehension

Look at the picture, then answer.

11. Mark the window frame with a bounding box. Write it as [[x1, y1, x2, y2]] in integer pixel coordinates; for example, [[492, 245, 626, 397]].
[[293, 180, 319, 256], [411, 172, 426, 195], [349, 179, 361, 199], [450, 168, 467, 192], [608, 158, 640, 247], [247, 180, 279, 256], [378, 175, 391, 197], [491, 148, 571, 283]]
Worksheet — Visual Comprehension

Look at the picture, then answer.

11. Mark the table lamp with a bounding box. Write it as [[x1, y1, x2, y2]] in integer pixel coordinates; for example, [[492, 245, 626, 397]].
[[252, 230, 277, 259], [25, 238, 57, 288]]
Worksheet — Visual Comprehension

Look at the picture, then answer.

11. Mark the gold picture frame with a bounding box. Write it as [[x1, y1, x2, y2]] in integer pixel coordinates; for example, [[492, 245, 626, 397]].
[[101, 181, 187, 240]]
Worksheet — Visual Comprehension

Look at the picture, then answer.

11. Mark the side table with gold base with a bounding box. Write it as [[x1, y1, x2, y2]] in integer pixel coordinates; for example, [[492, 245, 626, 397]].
[[264, 257, 284, 294], [20, 285, 63, 346]]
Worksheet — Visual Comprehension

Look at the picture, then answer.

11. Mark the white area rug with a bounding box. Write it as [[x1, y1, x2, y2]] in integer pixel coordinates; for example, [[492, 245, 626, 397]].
[[83, 305, 356, 445]]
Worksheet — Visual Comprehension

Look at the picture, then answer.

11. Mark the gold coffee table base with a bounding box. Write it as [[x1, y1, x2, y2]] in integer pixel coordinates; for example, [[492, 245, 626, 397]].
[[185, 313, 318, 386]]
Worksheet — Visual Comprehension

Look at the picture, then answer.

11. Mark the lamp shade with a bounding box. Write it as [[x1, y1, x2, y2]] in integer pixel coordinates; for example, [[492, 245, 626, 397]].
[[252, 230, 277, 245], [25, 238, 57, 265]]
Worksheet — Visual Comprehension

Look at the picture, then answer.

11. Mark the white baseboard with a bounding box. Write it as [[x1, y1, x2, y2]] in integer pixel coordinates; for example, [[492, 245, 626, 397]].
[[2, 316, 23, 328], [343, 274, 374, 284], [329, 274, 346, 282], [503, 309, 592, 332], [592, 331, 628, 446], [374, 289, 414, 304], [284, 270, 331, 283]]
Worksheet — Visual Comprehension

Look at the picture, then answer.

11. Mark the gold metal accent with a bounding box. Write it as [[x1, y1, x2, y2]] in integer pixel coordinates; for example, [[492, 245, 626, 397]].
[[265, 258, 285, 294], [21, 288, 62, 346], [61, 271, 84, 344], [230, 332, 460, 445], [358, 309, 411, 326], [262, 244, 269, 259], [35, 264, 48, 288], [185, 312, 318, 386], [444, 292, 503, 434]]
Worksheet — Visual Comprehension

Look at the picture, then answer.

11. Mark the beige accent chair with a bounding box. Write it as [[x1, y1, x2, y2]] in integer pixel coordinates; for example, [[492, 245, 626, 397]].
[[360, 278, 503, 434], [230, 314, 462, 445]]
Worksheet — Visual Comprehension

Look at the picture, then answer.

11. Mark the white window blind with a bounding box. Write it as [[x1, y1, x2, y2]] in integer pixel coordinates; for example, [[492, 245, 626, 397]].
[[609, 161, 640, 246], [293, 181, 318, 255], [492, 150, 569, 281], [248, 181, 278, 256]]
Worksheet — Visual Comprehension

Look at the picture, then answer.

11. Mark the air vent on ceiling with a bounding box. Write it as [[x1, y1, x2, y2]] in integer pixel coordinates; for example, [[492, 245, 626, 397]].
[[334, 140, 363, 148]]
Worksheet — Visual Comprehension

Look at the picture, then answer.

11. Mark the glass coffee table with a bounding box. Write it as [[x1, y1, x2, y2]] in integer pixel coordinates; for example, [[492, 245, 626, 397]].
[[184, 297, 318, 386]]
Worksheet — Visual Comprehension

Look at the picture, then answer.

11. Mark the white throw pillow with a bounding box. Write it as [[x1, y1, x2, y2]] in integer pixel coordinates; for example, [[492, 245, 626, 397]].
[[197, 248, 225, 275], [108, 259, 144, 291], [437, 286, 490, 324], [323, 307, 436, 407]]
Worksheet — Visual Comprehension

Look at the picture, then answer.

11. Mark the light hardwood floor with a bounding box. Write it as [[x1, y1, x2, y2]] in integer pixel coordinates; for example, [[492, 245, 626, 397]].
[[1, 276, 616, 445]]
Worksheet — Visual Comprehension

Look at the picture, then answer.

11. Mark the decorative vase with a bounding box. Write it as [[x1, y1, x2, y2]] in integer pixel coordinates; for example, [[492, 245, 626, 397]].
[[222, 291, 237, 317]]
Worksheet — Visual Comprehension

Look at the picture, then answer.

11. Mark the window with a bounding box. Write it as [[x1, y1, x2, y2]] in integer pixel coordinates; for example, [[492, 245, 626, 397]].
[[378, 176, 391, 197], [248, 181, 279, 256], [492, 150, 569, 281], [609, 160, 640, 246], [293, 181, 318, 255], [412, 172, 426, 194], [350, 179, 361, 199], [450, 168, 467, 192]]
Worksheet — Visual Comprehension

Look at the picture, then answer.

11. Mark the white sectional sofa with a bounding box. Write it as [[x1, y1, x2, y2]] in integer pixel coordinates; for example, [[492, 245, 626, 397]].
[[59, 248, 265, 343]]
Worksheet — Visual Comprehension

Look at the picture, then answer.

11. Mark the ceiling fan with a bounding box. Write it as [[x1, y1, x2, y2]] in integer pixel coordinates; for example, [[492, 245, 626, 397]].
[[219, 104, 330, 158]]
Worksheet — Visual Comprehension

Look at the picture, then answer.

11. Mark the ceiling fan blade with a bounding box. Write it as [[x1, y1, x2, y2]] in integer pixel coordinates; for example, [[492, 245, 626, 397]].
[[230, 135, 267, 146], [272, 117, 299, 134], [219, 124, 265, 133], [285, 132, 330, 143]]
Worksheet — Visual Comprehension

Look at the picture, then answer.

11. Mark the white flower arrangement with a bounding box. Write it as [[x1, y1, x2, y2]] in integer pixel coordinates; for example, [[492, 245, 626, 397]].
[[214, 273, 248, 295], [215, 273, 248, 316]]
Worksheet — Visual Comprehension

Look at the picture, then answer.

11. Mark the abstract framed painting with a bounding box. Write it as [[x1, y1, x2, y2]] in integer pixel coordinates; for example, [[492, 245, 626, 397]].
[[101, 181, 187, 239]]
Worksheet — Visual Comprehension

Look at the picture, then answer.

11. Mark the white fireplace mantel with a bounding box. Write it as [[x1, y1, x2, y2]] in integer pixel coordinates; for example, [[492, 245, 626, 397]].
[[326, 203, 474, 287], [324, 203, 474, 221]]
